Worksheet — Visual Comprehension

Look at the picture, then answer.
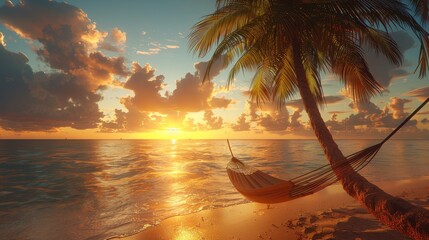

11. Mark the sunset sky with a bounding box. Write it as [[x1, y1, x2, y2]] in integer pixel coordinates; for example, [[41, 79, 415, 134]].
[[0, 0, 428, 139]]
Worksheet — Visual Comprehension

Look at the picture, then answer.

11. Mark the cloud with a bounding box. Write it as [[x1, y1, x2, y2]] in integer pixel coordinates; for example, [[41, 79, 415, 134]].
[[110, 28, 126, 44], [388, 97, 412, 119], [104, 58, 232, 132], [210, 97, 233, 109], [167, 56, 229, 112], [247, 101, 259, 121], [136, 49, 160, 55], [364, 31, 415, 87], [101, 27, 126, 52], [122, 63, 167, 112], [168, 73, 214, 112], [290, 109, 304, 130], [240, 96, 423, 137], [136, 38, 180, 56], [122, 59, 231, 114], [328, 111, 348, 114], [100, 108, 162, 132], [243, 100, 292, 133], [203, 110, 223, 130], [242, 100, 295, 133], [258, 110, 290, 132], [325, 97, 423, 138], [405, 87, 429, 101], [231, 113, 251, 131], [287, 95, 345, 110], [193, 55, 227, 81], [0, 0, 127, 91], [0, 32, 5, 46], [0, 0, 130, 132], [180, 111, 224, 131], [349, 100, 382, 115], [0, 45, 103, 131]]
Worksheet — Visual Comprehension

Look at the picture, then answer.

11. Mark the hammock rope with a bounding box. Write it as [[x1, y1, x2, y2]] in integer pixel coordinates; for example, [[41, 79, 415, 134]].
[[226, 98, 429, 204]]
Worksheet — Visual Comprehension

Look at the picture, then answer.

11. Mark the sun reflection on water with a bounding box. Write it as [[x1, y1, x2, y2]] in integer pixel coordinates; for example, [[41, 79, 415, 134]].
[[175, 226, 200, 240]]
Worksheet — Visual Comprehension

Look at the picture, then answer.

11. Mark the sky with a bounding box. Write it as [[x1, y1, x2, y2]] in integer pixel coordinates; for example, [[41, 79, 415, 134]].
[[0, 0, 428, 140]]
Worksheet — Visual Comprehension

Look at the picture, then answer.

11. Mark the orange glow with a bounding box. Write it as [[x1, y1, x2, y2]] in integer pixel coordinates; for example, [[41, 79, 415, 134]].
[[0, 127, 307, 139], [174, 227, 200, 240]]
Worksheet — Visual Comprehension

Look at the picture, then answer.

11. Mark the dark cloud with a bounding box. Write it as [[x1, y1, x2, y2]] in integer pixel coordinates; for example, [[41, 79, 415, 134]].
[[0, 45, 103, 131], [0, 0, 128, 90], [365, 31, 415, 87]]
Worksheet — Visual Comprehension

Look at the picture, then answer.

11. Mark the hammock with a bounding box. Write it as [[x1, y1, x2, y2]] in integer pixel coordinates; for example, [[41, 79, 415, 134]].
[[226, 98, 429, 204]]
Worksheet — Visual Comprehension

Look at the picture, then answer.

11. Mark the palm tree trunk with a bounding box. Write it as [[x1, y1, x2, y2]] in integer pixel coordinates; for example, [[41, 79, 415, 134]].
[[291, 40, 429, 240]]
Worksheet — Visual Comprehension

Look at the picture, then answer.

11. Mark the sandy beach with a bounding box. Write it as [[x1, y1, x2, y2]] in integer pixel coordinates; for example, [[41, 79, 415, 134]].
[[116, 176, 429, 240]]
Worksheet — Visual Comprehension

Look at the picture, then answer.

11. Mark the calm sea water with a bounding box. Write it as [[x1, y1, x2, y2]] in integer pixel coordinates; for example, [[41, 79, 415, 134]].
[[0, 139, 428, 240]]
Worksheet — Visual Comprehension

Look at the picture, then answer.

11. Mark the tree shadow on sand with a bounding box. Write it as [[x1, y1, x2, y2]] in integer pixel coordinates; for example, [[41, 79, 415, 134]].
[[287, 200, 424, 240]]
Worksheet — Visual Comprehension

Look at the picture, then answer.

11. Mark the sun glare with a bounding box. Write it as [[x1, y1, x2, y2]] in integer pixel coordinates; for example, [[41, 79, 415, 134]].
[[168, 127, 180, 134], [168, 127, 180, 142]]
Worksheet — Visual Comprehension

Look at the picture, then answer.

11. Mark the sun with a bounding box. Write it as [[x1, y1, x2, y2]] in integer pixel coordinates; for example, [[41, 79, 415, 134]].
[[167, 127, 180, 134], [167, 127, 181, 141]]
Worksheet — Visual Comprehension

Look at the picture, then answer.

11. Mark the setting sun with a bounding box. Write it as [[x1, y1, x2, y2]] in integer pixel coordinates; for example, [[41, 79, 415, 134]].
[[168, 127, 180, 135]]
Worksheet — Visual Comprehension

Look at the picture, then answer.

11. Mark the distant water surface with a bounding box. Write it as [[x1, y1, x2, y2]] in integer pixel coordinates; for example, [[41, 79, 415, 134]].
[[0, 139, 428, 240]]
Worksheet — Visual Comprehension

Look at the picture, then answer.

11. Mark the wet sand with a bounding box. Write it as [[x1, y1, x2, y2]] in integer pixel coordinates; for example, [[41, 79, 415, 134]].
[[116, 176, 429, 240]]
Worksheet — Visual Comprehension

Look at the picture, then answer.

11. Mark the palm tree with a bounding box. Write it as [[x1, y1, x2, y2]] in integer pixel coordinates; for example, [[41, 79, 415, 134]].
[[189, 0, 429, 239]]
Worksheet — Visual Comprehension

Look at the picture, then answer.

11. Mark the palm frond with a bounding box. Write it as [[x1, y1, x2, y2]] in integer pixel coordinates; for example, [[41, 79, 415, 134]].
[[189, 0, 429, 109], [408, 0, 429, 23], [189, 1, 257, 57], [249, 63, 271, 106]]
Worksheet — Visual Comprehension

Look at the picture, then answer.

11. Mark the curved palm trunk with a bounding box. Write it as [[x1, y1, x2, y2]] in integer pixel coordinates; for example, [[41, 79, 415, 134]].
[[292, 40, 429, 240]]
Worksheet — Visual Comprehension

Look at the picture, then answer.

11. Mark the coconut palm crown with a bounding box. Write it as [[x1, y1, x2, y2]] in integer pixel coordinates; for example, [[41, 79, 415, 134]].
[[189, 0, 429, 107]]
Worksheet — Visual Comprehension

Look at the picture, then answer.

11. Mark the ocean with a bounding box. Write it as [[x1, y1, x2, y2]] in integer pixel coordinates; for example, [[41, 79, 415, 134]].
[[0, 139, 428, 240]]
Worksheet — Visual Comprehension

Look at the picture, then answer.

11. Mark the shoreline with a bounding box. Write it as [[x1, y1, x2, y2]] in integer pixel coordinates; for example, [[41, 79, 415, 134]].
[[115, 176, 429, 240]]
